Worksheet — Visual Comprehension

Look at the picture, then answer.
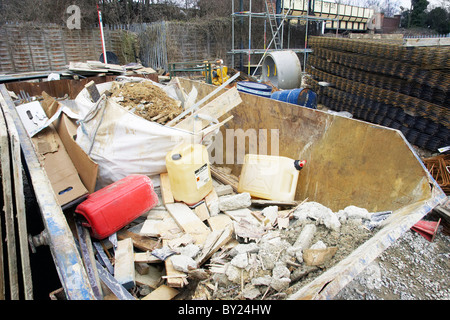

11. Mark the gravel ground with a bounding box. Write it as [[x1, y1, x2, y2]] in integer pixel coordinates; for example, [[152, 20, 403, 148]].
[[335, 213, 450, 300]]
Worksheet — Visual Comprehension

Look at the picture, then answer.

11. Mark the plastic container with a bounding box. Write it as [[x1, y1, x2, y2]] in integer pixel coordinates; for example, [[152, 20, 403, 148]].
[[271, 88, 317, 109], [237, 81, 272, 98], [75, 174, 158, 239], [237, 154, 305, 202], [166, 143, 213, 205]]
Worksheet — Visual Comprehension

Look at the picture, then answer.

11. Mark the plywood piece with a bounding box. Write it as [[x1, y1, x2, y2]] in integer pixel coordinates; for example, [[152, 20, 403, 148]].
[[114, 238, 135, 289], [207, 214, 233, 231], [194, 202, 210, 221], [165, 202, 211, 245], [134, 252, 162, 264], [160, 173, 174, 204], [141, 285, 179, 300]]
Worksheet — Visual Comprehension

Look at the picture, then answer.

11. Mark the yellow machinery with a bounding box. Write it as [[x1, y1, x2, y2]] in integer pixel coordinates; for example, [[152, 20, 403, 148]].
[[202, 59, 230, 86]]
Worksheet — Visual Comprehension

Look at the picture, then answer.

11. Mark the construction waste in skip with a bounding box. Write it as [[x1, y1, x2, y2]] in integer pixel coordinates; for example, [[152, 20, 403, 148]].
[[0, 41, 448, 300]]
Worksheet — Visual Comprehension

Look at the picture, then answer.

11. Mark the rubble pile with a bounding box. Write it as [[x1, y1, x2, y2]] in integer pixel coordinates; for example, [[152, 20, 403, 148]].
[[110, 81, 183, 124], [132, 182, 384, 300]]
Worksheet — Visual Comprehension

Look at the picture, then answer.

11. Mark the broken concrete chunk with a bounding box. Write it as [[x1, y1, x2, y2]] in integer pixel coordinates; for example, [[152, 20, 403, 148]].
[[229, 243, 259, 257], [230, 253, 249, 269], [262, 206, 278, 226], [293, 223, 316, 250], [293, 201, 341, 232], [272, 262, 290, 280], [170, 255, 198, 273], [215, 184, 234, 197], [340, 205, 372, 220], [251, 275, 272, 287], [310, 240, 327, 250], [208, 200, 220, 217], [225, 264, 242, 284], [270, 277, 291, 291], [242, 284, 261, 299], [178, 244, 200, 259], [218, 192, 251, 212]]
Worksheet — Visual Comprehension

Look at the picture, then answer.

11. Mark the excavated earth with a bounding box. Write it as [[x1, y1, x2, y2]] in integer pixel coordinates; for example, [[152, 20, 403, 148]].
[[110, 81, 183, 125]]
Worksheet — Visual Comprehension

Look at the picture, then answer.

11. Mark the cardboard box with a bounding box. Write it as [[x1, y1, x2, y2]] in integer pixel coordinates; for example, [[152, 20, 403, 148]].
[[17, 95, 98, 207]]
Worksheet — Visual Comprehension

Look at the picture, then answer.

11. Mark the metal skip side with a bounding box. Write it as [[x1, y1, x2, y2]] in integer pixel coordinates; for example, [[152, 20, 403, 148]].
[[178, 78, 446, 300]]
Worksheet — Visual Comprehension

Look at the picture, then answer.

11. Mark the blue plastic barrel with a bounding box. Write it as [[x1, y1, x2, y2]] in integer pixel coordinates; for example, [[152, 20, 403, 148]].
[[237, 81, 272, 98], [270, 88, 317, 109]]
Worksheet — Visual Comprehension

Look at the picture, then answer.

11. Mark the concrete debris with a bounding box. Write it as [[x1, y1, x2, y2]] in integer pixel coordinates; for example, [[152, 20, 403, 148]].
[[215, 184, 234, 197], [178, 244, 200, 259], [218, 192, 252, 211], [261, 206, 278, 226], [293, 201, 341, 232], [171, 255, 198, 273]]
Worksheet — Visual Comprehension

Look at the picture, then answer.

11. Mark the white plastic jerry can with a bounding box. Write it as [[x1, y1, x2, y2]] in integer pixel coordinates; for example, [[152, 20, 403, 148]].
[[237, 154, 306, 202], [165, 143, 213, 205]]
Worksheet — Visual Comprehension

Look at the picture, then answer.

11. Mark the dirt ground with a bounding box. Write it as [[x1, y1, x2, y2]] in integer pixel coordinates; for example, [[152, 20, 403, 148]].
[[110, 81, 183, 125]]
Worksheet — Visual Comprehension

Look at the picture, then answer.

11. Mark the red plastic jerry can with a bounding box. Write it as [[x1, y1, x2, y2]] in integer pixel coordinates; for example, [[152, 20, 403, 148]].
[[75, 174, 158, 240]]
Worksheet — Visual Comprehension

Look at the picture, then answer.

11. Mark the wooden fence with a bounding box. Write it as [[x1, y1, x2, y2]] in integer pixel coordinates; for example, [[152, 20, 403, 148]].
[[0, 20, 232, 74]]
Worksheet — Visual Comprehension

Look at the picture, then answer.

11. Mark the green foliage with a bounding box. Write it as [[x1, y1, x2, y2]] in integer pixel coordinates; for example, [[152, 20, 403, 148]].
[[410, 0, 429, 28], [426, 7, 450, 34]]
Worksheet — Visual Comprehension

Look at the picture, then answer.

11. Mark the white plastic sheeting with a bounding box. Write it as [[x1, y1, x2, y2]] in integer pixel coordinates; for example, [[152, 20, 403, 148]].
[[71, 79, 201, 190]]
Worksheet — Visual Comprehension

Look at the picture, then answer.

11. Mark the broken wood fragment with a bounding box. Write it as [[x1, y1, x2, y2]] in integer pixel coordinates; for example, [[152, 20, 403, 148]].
[[134, 251, 162, 264], [117, 229, 160, 252], [141, 285, 179, 300], [165, 202, 211, 245], [194, 202, 210, 221], [114, 238, 135, 290], [210, 166, 239, 191], [160, 172, 174, 205]]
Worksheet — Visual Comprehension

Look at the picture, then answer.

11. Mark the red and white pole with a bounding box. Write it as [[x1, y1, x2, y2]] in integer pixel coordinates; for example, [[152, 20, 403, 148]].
[[97, 3, 107, 64]]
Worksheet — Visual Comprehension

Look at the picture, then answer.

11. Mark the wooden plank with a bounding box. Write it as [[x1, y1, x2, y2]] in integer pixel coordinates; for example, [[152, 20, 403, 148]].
[[75, 222, 103, 300], [210, 166, 239, 192], [165, 202, 211, 245], [141, 285, 179, 300], [0, 107, 7, 300], [117, 229, 160, 252], [95, 261, 136, 300], [196, 226, 234, 266], [163, 239, 186, 288], [134, 252, 162, 264], [114, 238, 135, 290], [160, 173, 174, 205], [0, 105, 19, 300], [174, 87, 242, 132], [2, 94, 33, 299], [135, 265, 163, 289], [207, 214, 233, 231], [194, 202, 210, 221]]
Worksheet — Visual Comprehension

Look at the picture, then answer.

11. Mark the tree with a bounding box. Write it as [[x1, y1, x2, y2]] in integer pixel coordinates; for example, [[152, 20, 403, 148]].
[[426, 7, 450, 33], [410, 0, 429, 27]]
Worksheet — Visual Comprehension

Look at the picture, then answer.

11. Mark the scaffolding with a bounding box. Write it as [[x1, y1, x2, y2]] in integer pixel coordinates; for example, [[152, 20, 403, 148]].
[[230, 0, 338, 77]]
